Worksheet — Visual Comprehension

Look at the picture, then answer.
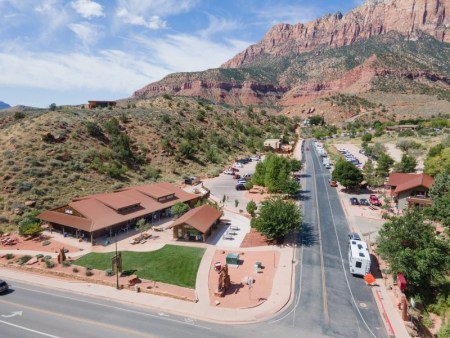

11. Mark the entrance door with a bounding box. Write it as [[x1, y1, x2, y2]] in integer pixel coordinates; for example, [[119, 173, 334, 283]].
[[178, 228, 182, 238]]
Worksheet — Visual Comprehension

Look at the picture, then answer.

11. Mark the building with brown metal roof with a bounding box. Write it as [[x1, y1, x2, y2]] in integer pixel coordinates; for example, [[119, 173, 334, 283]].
[[386, 173, 434, 210], [37, 183, 200, 243], [171, 205, 222, 242]]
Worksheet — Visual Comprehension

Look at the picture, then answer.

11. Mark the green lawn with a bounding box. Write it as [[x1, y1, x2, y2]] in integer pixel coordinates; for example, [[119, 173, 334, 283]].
[[74, 245, 205, 288]]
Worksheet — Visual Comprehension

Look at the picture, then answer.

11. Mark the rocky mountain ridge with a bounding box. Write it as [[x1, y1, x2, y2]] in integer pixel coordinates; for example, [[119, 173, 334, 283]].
[[0, 101, 11, 110], [132, 0, 450, 122], [223, 0, 450, 68]]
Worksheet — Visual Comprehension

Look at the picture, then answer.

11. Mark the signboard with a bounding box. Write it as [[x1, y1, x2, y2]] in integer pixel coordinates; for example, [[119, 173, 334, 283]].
[[112, 252, 122, 274]]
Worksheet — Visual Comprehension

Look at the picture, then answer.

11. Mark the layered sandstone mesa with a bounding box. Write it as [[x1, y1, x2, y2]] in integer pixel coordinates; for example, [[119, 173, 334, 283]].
[[222, 0, 450, 68]]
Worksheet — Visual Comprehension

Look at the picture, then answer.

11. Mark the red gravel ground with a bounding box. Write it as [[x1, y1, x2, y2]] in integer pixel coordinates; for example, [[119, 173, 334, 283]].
[[208, 249, 280, 308], [240, 228, 274, 248], [0, 234, 81, 254]]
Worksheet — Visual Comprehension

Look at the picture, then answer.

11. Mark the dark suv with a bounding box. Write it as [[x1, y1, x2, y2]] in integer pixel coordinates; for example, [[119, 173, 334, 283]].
[[0, 280, 9, 294]]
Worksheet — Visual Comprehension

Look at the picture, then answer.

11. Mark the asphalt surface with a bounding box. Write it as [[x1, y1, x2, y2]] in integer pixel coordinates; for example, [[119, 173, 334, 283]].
[[0, 142, 387, 337], [265, 139, 387, 337]]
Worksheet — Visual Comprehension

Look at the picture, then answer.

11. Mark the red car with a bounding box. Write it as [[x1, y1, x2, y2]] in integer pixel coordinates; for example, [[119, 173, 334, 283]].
[[233, 174, 241, 179], [369, 194, 381, 206], [330, 180, 338, 187]]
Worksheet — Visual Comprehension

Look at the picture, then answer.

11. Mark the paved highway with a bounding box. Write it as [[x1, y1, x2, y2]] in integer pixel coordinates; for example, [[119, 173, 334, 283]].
[[0, 139, 387, 337], [266, 139, 387, 337]]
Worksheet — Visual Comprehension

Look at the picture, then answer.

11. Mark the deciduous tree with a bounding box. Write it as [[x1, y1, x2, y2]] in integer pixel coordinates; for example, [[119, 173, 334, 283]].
[[332, 159, 363, 189], [251, 197, 302, 241], [376, 210, 450, 296]]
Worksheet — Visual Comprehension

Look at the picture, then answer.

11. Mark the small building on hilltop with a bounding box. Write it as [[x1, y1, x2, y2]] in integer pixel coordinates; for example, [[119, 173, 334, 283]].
[[264, 139, 281, 150], [37, 183, 200, 243], [386, 173, 434, 210], [87, 101, 117, 109]]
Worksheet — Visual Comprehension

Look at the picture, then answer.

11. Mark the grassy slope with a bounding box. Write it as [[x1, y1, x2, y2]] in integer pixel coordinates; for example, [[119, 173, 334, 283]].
[[0, 96, 298, 228], [75, 245, 205, 288]]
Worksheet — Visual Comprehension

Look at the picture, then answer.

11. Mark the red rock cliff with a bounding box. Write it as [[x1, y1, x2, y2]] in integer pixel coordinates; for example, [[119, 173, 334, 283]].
[[222, 0, 450, 68]]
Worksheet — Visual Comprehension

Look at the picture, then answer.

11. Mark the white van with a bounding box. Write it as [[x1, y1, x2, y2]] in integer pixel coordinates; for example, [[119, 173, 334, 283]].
[[348, 239, 371, 276]]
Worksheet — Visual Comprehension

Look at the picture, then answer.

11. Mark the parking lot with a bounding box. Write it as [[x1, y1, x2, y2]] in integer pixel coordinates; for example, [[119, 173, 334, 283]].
[[202, 157, 261, 214]]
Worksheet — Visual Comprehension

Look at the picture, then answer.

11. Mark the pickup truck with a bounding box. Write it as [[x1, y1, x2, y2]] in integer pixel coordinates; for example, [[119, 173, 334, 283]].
[[369, 194, 382, 206]]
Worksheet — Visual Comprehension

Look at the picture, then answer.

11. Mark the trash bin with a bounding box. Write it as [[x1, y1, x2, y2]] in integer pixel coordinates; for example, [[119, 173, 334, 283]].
[[254, 261, 262, 273]]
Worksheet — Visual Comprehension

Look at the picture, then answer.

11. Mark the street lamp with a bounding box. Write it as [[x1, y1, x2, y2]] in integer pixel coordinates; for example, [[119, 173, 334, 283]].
[[115, 232, 119, 290]]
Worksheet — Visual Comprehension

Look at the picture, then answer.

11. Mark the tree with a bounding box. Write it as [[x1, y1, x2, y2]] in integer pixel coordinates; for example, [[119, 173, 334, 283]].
[[18, 220, 43, 237], [309, 115, 324, 126], [361, 133, 372, 142], [251, 197, 302, 241], [376, 153, 394, 178], [376, 209, 450, 296], [136, 219, 150, 237], [393, 154, 417, 173], [332, 160, 363, 189], [171, 202, 190, 218], [424, 148, 450, 177], [246, 200, 257, 216], [49, 103, 57, 111], [362, 159, 377, 187], [429, 169, 450, 198]]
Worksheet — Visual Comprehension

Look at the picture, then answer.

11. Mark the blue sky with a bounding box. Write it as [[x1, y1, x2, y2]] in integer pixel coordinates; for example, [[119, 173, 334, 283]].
[[0, 0, 364, 108]]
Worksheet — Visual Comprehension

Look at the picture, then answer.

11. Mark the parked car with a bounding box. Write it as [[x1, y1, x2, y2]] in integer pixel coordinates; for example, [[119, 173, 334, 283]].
[[237, 179, 247, 185], [350, 197, 359, 205], [242, 173, 252, 179], [223, 168, 234, 175], [0, 279, 9, 294], [369, 194, 382, 206], [233, 174, 241, 179], [348, 232, 361, 241], [330, 180, 338, 187], [359, 198, 370, 206], [235, 184, 246, 191], [183, 176, 199, 185], [233, 162, 243, 168]]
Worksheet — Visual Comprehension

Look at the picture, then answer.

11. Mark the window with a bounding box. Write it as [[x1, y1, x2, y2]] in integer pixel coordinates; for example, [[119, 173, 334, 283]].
[[356, 262, 362, 268]]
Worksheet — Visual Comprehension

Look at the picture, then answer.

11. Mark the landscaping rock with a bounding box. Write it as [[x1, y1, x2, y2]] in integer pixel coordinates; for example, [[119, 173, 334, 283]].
[[25, 200, 36, 207]]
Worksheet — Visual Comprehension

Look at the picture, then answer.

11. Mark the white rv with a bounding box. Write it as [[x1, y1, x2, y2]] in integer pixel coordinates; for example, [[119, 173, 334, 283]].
[[348, 239, 371, 276], [322, 157, 330, 168]]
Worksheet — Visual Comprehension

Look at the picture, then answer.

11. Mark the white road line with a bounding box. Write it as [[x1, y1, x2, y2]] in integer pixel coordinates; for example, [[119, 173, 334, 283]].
[[11, 284, 211, 330], [322, 164, 378, 338], [0, 319, 61, 338]]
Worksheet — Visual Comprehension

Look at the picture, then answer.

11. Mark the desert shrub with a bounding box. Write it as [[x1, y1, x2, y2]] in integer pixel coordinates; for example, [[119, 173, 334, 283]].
[[143, 167, 161, 181], [72, 267, 79, 273], [85, 270, 93, 276], [19, 255, 32, 265], [45, 260, 55, 268], [85, 121, 103, 137], [36, 254, 44, 259], [0, 215, 9, 223], [5, 253, 15, 260], [62, 260, 71, 267], [44, 255, 52, 260], [85, 265, 93, 271], [105, 268, 114, 276], [14, 111, 25, 120], [17, 182, 33, 193]]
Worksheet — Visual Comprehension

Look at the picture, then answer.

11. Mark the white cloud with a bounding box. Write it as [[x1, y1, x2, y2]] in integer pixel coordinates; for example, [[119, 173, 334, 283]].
[[68, 22, 101, 47], [116, 0, 198, 17], [255, 4, 320, 25], [116, 8, 166, 29], [130, 33, 251, 72], [199, 14, 239, 39], [71, 0, 104, 19], [0, 51, 161, 93]]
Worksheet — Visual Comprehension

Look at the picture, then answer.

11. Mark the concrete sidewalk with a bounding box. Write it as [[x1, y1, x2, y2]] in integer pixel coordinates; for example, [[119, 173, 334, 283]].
[[1, 243, 295, 324]]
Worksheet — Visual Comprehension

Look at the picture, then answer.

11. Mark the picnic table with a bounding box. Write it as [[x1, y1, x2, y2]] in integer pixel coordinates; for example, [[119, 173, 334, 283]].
[[223, 235, 234, 240], [230, 226, 240, 231]]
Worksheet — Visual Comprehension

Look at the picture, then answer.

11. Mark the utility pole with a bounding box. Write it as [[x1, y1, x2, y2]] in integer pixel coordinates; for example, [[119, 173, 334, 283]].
[[115, 232, 119, 290]]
